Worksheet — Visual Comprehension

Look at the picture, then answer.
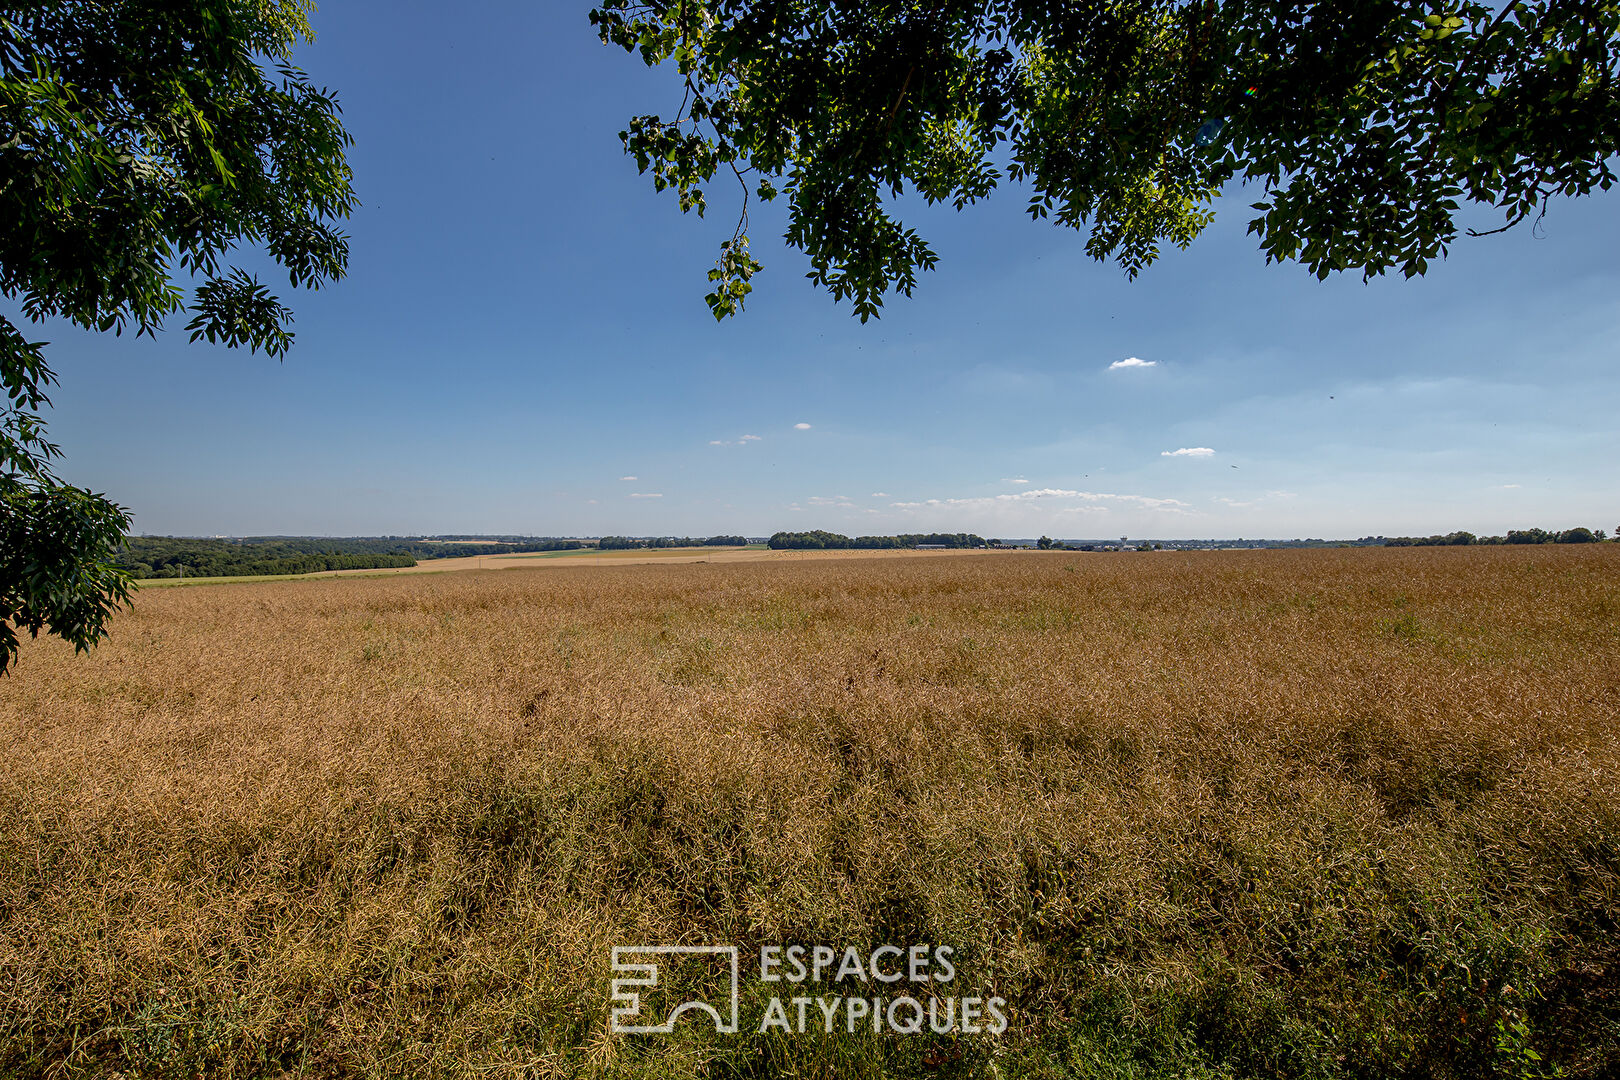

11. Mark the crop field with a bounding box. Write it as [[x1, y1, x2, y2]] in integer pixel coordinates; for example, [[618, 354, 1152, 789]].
[[2, 547, 1617, 1078]]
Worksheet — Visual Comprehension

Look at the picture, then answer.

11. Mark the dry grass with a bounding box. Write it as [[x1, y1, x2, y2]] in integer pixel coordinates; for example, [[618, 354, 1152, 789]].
[[1, 547, 1617, 1078]]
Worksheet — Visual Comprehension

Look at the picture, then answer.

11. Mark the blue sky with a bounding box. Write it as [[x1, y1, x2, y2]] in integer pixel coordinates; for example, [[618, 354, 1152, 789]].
[[23, 1, 1620, 539]]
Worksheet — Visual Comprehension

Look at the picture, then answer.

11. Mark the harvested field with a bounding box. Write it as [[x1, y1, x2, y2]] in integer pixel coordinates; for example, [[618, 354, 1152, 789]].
[[2, 546, 1617, 1078]]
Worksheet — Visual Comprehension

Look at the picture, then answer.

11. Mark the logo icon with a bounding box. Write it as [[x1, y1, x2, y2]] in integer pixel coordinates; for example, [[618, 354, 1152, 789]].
[[610, 946, 740, 1034]]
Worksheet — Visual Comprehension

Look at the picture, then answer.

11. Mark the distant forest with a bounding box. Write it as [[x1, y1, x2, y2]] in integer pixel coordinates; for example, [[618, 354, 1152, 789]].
[[1383, 527, 1609, 546], [395, 539, 584, 559], [115, 536, 583, 579], [597, 536, 749, 549], [767, 531, 987, 550]]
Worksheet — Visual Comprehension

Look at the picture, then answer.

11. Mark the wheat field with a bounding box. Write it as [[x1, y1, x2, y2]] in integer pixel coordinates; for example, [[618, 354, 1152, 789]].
[[1, 547, 1616, 1078]]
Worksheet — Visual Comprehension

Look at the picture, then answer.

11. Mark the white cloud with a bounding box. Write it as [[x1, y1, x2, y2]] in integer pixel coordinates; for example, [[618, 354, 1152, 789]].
[[628, 492, 662, 498], [740, 434, 762, 442], [890, 488, 1191, 512], [711, 434, 763, 446], [1162, 447, 1216, 457], [865, 485, 1195, 532], [870, 492, 891, 498], [619, 475, 637, 481], [808, 495, 856, 508], [794, 422, 813, 430], [1001, 477, 1030, 485], [1499, 483, 1522, 489], [1109, 357, 1157, 370]]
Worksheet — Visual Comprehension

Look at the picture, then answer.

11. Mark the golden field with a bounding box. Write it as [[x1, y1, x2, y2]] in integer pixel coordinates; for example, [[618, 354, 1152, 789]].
[[1, 546, 1617, 1078]]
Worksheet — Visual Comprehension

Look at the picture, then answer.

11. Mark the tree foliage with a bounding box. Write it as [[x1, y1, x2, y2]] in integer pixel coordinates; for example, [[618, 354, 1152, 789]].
[[599, 535, 753, 548], [1383, 525, 1608, 545], [109, 536, 592, 579], [0, 1, 355, 671], [591, 0, 1620, 319], [767, 530, 987, 548]]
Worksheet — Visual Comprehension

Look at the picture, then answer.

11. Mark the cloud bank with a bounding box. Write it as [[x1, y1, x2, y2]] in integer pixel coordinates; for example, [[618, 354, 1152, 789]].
[[891, 488, 1190, 513]]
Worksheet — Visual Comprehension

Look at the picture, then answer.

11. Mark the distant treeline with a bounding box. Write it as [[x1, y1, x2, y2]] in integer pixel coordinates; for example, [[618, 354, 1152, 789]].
[[597, 536, 749, 549], [114, 535, 587, 578], [214, 536, 584, 558], [395, 540, 583, 558], [414, 534, 563, 543], [115, 538, 416, 579], [1384, 527, 1608, 547], [767, 531, 987, 550], [220, 536, 421, 556]]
